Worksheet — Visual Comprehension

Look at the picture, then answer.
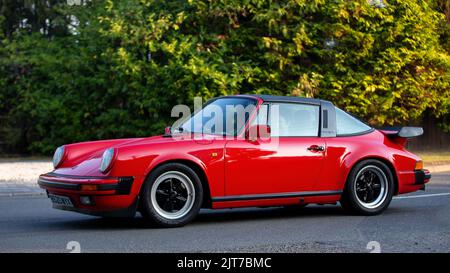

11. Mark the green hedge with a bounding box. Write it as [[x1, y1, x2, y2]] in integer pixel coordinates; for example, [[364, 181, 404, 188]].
[[1, 0, 450, 154]]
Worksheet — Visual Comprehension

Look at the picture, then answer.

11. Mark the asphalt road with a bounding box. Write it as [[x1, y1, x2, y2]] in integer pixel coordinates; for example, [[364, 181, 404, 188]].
[[1, 174, 450, 253]]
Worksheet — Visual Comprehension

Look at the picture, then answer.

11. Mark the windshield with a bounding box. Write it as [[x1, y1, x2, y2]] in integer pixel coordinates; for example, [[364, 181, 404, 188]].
[[179, 97, 257, 136]]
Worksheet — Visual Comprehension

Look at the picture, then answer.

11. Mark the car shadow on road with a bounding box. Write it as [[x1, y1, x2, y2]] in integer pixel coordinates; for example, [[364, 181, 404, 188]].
[[195, 205, 347, 223], [47, 205, 350, 230]]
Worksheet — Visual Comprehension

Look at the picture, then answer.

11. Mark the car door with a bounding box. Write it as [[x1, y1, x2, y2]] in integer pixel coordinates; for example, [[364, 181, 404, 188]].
[[224, 102, 325, 196]]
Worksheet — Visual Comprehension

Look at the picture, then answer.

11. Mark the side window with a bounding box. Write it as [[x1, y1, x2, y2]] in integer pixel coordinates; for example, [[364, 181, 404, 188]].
[[270, 103, 320, 137], [250, 104, 269, 126], [335, 107, 372, 136]]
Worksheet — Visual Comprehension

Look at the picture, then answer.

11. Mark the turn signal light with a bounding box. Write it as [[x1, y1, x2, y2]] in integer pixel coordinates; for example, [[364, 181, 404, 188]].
[[80, 185, 98, 191], [415, 160, 423, 170]]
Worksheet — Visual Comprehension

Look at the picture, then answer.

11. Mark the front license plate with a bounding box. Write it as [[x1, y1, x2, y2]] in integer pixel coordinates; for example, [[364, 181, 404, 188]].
[[48, 194, 74, 207]]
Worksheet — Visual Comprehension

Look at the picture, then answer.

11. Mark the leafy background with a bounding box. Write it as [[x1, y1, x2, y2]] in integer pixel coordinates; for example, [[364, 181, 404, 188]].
[[1, 0, 450, 154]]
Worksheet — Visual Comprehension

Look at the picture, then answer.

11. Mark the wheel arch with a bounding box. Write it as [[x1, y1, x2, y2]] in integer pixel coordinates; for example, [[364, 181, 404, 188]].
[[141, 159, 213, 209], [344, 156, 399, 195]]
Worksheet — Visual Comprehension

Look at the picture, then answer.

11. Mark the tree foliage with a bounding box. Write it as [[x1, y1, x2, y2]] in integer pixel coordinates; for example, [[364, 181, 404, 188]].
[[1, 0, 450, 154]]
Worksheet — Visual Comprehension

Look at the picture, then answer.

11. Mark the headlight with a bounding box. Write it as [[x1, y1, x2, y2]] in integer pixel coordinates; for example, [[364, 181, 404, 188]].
[[53, 146, 65, 168], [100, 148, 115, 173]]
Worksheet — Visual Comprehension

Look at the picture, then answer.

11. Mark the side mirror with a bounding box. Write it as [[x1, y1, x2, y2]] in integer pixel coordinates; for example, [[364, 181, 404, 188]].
[[246, 125, 271, 142], [164, 126, 171, 136]]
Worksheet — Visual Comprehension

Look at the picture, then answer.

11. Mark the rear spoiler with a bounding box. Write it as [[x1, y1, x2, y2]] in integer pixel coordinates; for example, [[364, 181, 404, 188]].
[[379, 127, 423, 138]]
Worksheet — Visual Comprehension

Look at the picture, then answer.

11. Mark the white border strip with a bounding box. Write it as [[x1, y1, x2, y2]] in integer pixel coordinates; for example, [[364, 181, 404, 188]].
[[394, 192, 450, 199]]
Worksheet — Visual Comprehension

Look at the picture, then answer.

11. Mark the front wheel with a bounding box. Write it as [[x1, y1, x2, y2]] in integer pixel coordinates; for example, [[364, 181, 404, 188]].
[[340, 160, 394, 215], [140, 163, 203, 227]]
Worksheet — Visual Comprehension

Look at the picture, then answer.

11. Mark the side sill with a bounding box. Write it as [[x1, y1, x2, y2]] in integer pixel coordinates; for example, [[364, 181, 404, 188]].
[[212, 190, 343, 202]]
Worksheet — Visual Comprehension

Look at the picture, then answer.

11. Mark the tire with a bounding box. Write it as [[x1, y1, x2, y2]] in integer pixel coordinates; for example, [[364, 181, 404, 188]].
[[340, 159, 394, 215], [140, 163, 203, 227]]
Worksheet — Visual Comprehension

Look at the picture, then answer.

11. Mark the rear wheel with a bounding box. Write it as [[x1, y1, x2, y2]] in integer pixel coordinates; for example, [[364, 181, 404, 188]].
[[140, 163, 203, 227], [340, 159, 394, 215]]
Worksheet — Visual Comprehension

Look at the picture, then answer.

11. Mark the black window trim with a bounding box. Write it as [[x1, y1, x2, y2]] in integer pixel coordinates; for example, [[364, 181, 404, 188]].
[[336, 128, 375, 137], [245, 99, 374, 138]]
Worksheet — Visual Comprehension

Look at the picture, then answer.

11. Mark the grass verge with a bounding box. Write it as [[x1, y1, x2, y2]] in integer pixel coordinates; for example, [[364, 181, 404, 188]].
[[414, 150, 450, 166]]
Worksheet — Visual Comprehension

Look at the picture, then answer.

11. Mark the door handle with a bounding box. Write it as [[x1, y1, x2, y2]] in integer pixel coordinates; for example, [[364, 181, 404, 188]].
[[307, 145, 325, 152]]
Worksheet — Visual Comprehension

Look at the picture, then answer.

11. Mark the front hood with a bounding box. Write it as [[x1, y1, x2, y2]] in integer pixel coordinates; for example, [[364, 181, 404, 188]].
[[53, 136, 168, 176], [54, 157, 104, 177], [52, 134, 209, 177]]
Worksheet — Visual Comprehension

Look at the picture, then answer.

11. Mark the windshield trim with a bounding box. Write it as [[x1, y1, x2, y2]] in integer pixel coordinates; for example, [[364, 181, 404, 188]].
[[178, 96, 259, 137]]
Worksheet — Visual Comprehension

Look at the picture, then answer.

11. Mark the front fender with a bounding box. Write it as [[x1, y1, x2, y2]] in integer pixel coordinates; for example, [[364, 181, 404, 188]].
[[145, 153, 208, 177], [109, 138, 226, 197]]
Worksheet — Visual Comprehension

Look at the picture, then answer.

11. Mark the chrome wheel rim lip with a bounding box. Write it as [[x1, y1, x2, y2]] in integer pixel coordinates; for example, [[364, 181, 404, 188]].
[[151, 171, 195, 220], [354, 165, 388, 209]]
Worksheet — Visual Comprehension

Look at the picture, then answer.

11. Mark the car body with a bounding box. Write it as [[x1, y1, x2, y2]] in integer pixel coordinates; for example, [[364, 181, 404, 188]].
[[38, 95, 431, 227]]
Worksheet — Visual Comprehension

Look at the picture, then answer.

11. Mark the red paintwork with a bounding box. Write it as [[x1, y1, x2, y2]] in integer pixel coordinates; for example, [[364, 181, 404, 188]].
[[38, 95, 429, 215]]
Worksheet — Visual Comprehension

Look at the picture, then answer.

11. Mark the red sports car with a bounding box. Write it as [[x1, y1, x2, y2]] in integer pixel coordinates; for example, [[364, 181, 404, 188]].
[[38, 95, 431, 227]]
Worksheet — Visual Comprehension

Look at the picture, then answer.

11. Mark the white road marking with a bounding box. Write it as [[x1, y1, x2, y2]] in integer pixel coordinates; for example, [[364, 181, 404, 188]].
[[394, 192, 450, 199]]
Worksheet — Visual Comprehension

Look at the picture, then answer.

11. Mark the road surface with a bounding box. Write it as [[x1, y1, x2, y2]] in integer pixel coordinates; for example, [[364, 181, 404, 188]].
[[1, 173, 450, 253]]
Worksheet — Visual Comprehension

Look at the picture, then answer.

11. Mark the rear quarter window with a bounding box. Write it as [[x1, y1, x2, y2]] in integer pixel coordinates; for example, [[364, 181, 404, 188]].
[[335, 107, 372, 136]]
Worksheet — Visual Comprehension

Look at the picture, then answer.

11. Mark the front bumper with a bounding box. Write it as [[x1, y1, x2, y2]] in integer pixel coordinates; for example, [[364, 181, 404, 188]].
[[38, 173, 134, 195], [38, 172, 138, 217]]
